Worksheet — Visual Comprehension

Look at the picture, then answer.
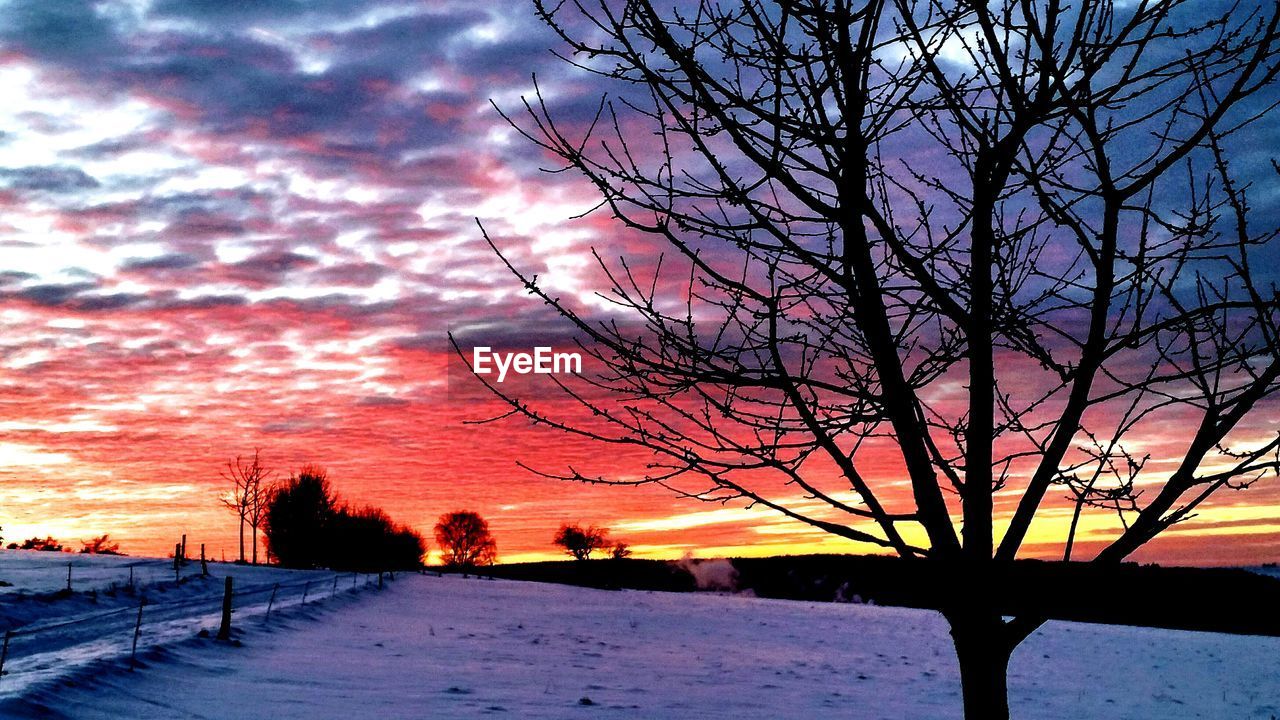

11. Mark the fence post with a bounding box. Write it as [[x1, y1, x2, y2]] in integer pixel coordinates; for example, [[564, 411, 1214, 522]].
[[0, 630, 12, 678], [216, 576, 233, 641], [352, 572, 357, 588], [201, 544, 208, 577], [173, 543, 181, 582], [180, 534, 187, 563], [128, 565, 135, 590], [66, 561, 72, 592], [301, 580, 310, 605], [266, 583, 278, 620], [130, 600, 145, 668], [332, 574, 338, 597]]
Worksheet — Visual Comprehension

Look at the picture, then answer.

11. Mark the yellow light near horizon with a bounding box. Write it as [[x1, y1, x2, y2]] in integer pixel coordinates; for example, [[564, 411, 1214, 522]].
[[0, 444, 74, 468]]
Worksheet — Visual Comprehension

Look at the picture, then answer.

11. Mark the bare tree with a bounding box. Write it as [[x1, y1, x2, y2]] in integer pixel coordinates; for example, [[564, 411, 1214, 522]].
[[80, 534, 122, 555], [610, 541, 633, 560], [553, 523, 611, 560], [220, 449, 274, 565], [473, 1, 1280, 717], [434, 510, 498, 571]]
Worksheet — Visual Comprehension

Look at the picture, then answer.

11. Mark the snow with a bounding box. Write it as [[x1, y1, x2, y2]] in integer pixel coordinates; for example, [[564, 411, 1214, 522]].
[[0, 550, 330, 597], [1247, 564, 1280, 580], [0, 551, 190, 595], [3, 565, 1278, 719], [0, 550, 371, 701]]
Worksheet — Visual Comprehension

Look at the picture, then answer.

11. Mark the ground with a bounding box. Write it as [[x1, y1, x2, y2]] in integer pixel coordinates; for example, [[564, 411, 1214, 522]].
[[3, 564, 1277, 719]]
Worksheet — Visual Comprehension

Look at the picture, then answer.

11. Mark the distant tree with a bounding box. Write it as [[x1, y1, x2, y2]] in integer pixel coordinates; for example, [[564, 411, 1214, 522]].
[[80, 534, 122, 555], [610, 541, 632, 560], [327, 504, 427, 572], [20, 536, 63, 552], [220, 448, 274, 564], [264, 466, 424, 571], [433, 511, 497, 571], [553, 524, 610, 561], [263, 465, 336, 569]]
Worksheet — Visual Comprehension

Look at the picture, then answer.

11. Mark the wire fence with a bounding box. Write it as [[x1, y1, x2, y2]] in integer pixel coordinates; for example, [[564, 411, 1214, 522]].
[[0, 565, 399, 697], [0, 557, 214, 595]]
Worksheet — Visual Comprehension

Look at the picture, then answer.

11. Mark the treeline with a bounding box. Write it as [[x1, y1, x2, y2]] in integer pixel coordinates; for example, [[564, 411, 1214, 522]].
[[264, 466, 425, 572], [4, 534, 123, 554], [222, 452, 637, 574], [488, 555, 1280, 637]]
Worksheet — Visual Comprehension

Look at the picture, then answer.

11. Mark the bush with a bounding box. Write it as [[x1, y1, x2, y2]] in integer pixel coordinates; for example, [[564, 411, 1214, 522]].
[[327, 505, 426, 572], [20, 536, 63, 552], [81, 534, 123, 555], [263, 466, 336, 569], [264, 466, 424, 570]]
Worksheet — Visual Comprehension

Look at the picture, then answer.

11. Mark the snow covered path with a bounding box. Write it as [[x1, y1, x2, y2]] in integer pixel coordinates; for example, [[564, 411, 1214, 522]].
[[0, 551, 371, 705], [8, 573, 1279, 719]]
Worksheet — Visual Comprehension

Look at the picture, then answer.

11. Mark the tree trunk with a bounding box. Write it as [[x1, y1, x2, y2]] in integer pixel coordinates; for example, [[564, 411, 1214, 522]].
[[948, 611, 1012, 720], [251, 522, 258, 565], [237, 514, 246, 563]]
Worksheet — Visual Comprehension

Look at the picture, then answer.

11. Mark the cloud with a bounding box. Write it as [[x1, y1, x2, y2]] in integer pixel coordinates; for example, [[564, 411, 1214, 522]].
[[223, 250, 318, 287], [0, 165, 100, 192], [0, 0, 125, 63], [355, 395, 410, 407], [119, 253, 201, 272], [9, 281, 99, 307]]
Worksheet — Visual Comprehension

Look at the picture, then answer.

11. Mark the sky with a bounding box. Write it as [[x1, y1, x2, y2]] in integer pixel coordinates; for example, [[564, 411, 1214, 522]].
[[0, 0, 1277, 566]]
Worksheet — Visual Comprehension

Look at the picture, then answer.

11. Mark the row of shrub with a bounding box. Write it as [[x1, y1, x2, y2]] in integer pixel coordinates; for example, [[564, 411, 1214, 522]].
[[264, 466, 425, 572], [4, 534, 122, 554]]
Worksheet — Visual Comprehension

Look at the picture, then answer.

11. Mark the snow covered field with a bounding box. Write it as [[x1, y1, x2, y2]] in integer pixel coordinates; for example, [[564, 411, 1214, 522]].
[[3, 564, 1278, 720], [1248, 564, 1280, 580], [0, 550, 371, 704]]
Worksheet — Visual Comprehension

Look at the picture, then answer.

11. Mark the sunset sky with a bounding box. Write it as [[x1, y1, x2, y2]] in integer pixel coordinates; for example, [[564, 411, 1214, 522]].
[[1, 0, 1277, 566]]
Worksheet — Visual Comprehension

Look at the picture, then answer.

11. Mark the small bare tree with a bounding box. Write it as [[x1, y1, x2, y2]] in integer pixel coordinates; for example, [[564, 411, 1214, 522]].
[[610, 541, 633, 560], [220, 449, 274, 565], [553, 523, 611, 561], [80, 534, 122, 555], [474, 1, 1280, 717]]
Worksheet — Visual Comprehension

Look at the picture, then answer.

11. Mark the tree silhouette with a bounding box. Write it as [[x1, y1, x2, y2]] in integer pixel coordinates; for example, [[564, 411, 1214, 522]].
[[80, 534, 122, 555], [434, 511, 498, 571], [19, 536, 63, 552], [326, 505, 427, 572], [263, 465, 336, 569], [610, 541, 632, 560], [553, 524, 610, 561], [220, 449, 274, 564], [477, 1, 1280, 716], [262, 466, 425, 571]]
